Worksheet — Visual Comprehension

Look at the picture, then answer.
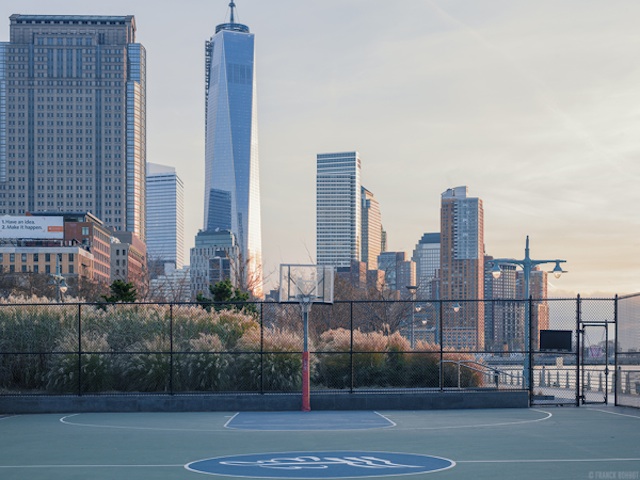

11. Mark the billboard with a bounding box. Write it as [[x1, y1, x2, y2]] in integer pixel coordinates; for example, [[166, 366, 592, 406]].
[[0, 216, 64, 240]]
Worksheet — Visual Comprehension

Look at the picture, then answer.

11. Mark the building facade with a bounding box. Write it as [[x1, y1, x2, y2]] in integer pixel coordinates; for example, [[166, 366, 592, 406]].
[[316, 151, 361, 268], [377, 251, 416, 296], [412, 232, 440, 300], [146, 163, 185, 274], [440, 186, 485, 350], [0, 15, 147, 240], [361, 186, 382, 270], [0, 213, 111, 298], [204, 2, 262, 296], [148, 265, 191, 303], [190, 229, 239, 300], [484, 256, 525, 351], [518, 267, 550, 350], [111, 231, 147, 294]]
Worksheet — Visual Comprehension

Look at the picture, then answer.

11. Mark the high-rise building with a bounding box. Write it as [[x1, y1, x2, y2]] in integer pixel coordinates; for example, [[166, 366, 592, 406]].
[[361, 186, 383, 270], [377, 251, 416, 295], [146, 163, 185, 274], [518, 267, 549, 350], [190, 229, 239, 300], [484, 256, 524, 351], [0, 15, 147, 240], [204, 2, 262, 296], [440, 186, 484, 350], [316, 151, 361, 268], [412, 232, 440, 300]]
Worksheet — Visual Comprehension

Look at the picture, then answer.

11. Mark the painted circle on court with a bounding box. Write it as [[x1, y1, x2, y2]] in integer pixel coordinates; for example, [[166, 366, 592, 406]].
[[185, 451, 455, 478]]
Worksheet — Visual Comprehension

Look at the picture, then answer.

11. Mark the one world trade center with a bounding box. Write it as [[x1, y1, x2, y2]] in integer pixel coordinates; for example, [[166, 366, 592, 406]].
[[204, 1, 262, 296]]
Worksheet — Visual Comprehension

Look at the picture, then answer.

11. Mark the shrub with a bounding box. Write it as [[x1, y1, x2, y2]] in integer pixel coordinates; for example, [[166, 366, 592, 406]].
[[232, 327, 303, 392], [176, 333, 228, 391], [46, 333, 114, 393]]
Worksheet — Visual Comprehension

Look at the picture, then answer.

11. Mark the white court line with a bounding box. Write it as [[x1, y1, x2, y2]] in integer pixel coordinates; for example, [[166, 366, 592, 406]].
[[59, 410, 552, 432], [381, 409, 552, 431], [458, 458, 640, 464], [373, 411, 397, 427], [590, 408, 640, 420], [223, 412, 240, 428], [0, 415, 17, 421], [59, 414, 229, 432]]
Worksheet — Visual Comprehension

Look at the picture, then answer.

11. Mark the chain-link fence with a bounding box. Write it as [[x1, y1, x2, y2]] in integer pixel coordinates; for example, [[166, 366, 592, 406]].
[[617, 293, 640, 408], [0, 296, 635, 406]]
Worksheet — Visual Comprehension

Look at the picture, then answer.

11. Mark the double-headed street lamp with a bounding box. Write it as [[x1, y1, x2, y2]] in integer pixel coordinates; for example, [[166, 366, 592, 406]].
[[491, 236, 567, 389], [406, 286, 418, 349], [51, 254, 68, 303]]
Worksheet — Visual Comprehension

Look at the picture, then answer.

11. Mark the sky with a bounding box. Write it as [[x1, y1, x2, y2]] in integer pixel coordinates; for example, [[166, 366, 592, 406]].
[[2, 0, 639, 297]]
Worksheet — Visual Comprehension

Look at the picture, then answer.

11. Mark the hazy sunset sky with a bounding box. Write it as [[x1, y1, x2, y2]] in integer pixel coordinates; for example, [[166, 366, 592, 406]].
[[2, 1, 639, 296]]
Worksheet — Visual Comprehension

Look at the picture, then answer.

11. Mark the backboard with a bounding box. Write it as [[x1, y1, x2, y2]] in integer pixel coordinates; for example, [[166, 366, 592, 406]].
[[279, 264, 334, 304]]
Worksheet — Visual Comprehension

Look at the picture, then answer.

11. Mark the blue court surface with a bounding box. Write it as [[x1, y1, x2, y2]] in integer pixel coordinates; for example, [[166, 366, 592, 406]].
[[0, 406, 639, 480], [225, 411, 395, 430]]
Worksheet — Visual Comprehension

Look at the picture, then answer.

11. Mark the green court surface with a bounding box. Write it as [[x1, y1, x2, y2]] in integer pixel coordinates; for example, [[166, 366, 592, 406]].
[[0, 406, 638, 480]]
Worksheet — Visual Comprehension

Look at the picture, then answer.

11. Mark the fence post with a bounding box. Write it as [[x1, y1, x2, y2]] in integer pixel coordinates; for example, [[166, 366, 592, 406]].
[[260, 305, 264, 394], [439, 301, 444, 390], [576, 294, 581, 406], [350, 301, 354, 394], [614, 294, 619, 406], [528, 296, 534, 400], [169, 304, 174, 395], [78, 303, 82, 396]]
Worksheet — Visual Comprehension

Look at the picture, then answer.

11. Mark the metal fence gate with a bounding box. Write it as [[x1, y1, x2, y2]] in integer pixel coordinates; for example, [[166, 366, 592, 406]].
[[530, 297, 616, 407]]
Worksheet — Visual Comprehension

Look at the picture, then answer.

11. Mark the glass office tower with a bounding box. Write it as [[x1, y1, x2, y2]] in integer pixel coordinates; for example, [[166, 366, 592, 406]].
[[204, 2, 262, 296], [0, 15, 146, 240], [146, 162, 185, 270], [316, 151, 362, 268]]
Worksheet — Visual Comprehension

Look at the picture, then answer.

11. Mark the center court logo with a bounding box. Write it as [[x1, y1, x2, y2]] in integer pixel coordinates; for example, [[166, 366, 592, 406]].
[[185, 451, 455, 478]]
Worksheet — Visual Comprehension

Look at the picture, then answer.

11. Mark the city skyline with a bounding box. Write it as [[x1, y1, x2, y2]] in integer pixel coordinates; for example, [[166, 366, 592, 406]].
[[1, 1, 638, 296]]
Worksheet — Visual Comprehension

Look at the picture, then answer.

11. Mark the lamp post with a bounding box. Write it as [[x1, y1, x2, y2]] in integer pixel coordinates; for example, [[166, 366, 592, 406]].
[[51, 254, 68, 303], [406, 285, 418, 349], [491, 236, 566, 389]]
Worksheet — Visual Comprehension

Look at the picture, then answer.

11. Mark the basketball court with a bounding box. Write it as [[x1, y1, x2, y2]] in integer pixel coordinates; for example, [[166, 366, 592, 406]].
[[1, 406, 638, 479]]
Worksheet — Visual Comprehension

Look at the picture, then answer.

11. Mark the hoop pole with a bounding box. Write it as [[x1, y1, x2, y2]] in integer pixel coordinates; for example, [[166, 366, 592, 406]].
[[301, 302, 311, 412]]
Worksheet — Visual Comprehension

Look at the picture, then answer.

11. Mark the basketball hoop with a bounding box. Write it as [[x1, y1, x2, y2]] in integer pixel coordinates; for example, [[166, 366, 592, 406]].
[[279, 264, 334, 411]]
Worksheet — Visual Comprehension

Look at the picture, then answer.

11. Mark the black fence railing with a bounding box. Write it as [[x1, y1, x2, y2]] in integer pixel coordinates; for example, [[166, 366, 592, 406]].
[[0, 296, 637, 407]]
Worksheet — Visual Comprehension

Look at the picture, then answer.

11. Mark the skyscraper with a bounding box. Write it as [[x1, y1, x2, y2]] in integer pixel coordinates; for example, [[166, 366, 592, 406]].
[[484, 256, 524, 351], [412, 232, 440, 300], [0, 15, 147, 240], [316, 151, 361, 268], [518, 267, 549, 350], [146, 163, 185, 273], [204, 2, 262, 296], [377, 251, 416, 295], [361, 186, 382, 270], [440, 186, 484, 349]]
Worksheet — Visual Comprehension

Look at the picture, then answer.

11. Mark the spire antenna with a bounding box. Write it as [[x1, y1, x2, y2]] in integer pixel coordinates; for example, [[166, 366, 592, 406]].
[[229, 1, 236, 24], [216, 0, 249, 33]]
